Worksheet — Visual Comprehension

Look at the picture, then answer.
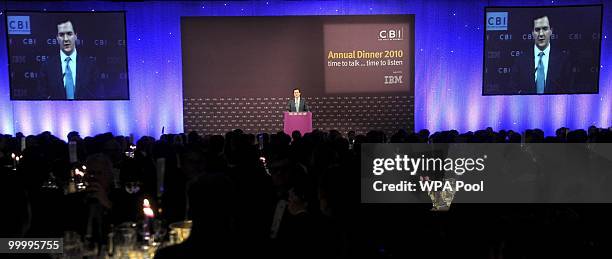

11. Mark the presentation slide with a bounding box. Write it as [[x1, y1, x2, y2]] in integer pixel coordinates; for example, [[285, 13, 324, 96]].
[[181, 15, 414, 134], [482, 5, 602, 95], [324, 19, 412, 93], [5, 11, 129, 100]]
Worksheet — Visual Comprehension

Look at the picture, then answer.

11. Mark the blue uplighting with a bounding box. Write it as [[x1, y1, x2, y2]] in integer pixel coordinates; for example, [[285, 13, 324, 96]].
[[0, 0, 609, 139]]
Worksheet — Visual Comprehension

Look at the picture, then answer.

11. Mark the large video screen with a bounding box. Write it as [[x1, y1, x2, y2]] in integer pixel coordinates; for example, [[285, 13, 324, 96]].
[[483, 5, 602, 95], [182, 15, 414, 135], [5, 11, 129, 100]]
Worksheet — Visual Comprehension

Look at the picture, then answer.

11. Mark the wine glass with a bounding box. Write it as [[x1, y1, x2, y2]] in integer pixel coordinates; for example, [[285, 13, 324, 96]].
[[152, 219, 167, 244], [422, 176, 443, 211], [63, 231, 83, 258], [114, 222, 137, 258], [440, 178, 457, 208], [41, 172, 59, 190]]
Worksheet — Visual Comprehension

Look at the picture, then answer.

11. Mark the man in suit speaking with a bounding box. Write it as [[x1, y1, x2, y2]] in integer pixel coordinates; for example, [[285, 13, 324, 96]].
[[287, 88, 309, 112], [511, 15, 574, 94], [37, 20, 100, 100]]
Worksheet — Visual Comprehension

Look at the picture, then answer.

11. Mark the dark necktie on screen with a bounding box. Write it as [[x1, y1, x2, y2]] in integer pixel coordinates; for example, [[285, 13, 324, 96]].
[[536, 52, 545, 94], [64, 57, 75, 100]]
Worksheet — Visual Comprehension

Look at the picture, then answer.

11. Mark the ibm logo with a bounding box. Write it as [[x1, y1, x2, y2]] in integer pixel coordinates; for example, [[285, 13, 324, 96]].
[[8, 16, 31, 35], [384, 75, 403, 85], [486, 12, 508, 31]]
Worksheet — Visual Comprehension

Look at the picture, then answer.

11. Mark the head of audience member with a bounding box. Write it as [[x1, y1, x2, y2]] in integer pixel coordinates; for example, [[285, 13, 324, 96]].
[[84, 153, 114, 209], [136, 136, 155, 157], [418, 129, 430, 142], [390, 129, 409, 143], [508, 132, 522, 143], [85, 153, 114, 191], [366, 130, 387, 143], [103, 138, 123, 166], [208, 134, 225, 155], [291, 130, 302, 143], [67, 131, 81, 142], [567, 129, 588, 143], [225, 132, 258, 167], [180, 144, 209, 181], [187, 173, 236, 236], [318, 164, 350, 218], [288, 184, 311, 216], [187, 131, 201, 145], [588, 125, 599, 140]]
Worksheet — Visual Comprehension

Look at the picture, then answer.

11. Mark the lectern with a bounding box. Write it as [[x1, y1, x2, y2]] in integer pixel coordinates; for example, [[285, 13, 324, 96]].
[[283, 112, 312, 135]]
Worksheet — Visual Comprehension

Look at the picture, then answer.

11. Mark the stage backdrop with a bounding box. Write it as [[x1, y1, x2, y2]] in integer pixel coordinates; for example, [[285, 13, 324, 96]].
[[0, 0, 610, 139], [181, 15, 414, 135]]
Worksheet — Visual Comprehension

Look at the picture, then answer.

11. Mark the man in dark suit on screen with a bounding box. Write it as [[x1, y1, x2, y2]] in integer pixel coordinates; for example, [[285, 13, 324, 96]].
[[37, 20, 100, 100], [511, 15, 574, 94], [287, 88, 310, 112]]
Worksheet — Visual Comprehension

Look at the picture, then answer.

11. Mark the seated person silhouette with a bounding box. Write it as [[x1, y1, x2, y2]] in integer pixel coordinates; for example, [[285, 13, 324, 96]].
[[154, 173, 237, 259]]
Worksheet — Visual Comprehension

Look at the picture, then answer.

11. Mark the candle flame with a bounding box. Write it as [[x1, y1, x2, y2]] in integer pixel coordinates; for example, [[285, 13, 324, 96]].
[[143, 199, 154, 218], [75, 169, 84, 177], [143, 207, 155, 218], [11, 153, 15, 159]]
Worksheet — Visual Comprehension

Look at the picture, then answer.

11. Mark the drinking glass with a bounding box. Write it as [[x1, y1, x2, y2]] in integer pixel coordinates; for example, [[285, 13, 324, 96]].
[[114, 222, 137, 258]]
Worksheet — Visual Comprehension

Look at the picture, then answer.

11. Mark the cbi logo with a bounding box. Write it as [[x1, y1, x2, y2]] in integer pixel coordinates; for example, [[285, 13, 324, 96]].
[[11, 56, 26, 64], [378, 28, 403, 41], [487, 51, 501, 59], [486, 12, 508, 31], [566, 33, 600, 40], [24, 72, 38, 79], [7, 16, 31, 35], [47, 38, 83, 46], [522, 33, 557, 40]]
